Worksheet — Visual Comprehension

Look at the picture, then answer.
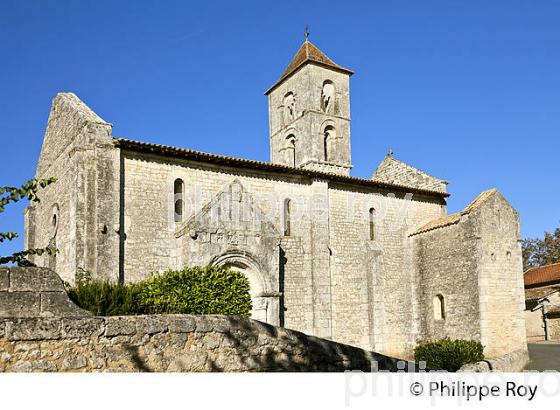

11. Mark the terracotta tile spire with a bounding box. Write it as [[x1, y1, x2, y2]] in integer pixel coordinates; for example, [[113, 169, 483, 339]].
[[265, 39, 353, 94]]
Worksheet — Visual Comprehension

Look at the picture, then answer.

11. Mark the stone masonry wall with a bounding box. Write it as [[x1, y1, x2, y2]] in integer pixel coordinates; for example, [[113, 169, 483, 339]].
[[524, 309, 545, 342], [373, 156, 447, 193], [30, 93, 528, 363], [548, 316, 560, 341], [476, 193, 527, 356], [328, 185, 446, 357], [0, 267, 412, 372], [26, 93, 120, 283], [413, 217, 481, 342], [412, 191, 528, 358], [268, 64, 352, 174], [120, 150, 445, 357]]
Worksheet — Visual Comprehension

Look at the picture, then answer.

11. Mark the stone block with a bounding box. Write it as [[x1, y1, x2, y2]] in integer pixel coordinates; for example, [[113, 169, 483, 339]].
[[0, 292, 41, 318], [194, 317, 214, 332], [202, 333, 222, 350], [32, 360, 57, 372], [62, 317, 105, 338], [12, 361, 32, 372], [62, 355, 87, 370], [167, 315, 196, 333], [9, 267, 64, 292], [6, 318, 62, 341], [104, 317, 136, 337], [136, 316, 168, 335], [0, 268, 9, 291], [208, 316, 232, 333], [40, 292, 91, 318]]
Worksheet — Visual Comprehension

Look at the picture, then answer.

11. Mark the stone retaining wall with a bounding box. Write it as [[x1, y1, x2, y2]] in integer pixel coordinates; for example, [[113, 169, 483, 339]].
[[0, 267, 412, 372], [458, 348, 529, 372]]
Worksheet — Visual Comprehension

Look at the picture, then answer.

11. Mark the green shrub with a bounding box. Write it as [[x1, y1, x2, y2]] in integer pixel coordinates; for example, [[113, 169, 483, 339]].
[[137, 266, 252, 316], [66, 265, 252, 317], [414, 338, 485, 371], [67, 281, 142, 316]]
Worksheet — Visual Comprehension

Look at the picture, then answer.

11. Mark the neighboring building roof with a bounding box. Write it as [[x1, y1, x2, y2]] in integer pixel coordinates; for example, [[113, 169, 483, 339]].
[[265, 40, 354, 94], [525, 285, 560, 303], [525, 285, 560, 314], [372, 154, 448, 194], [410, 189, 498, 236], [113, 137, 449, 198], [524, 262, 560, 288]]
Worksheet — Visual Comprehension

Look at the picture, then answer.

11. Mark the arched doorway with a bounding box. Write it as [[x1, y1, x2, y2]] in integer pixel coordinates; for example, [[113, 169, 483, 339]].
[[211, 253, 274, 324]]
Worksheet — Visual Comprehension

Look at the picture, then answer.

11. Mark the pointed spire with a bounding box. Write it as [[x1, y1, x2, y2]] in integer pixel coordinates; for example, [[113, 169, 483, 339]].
[[265, 39, 353, 95]]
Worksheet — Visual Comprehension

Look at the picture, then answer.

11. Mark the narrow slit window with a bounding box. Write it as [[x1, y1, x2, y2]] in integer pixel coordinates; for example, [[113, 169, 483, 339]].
[[283, 199, 291, 236], [286, 135, 296, 167], [174, 178, 184, 223], [433, 294, 445, 320], [323, 125, 336, 162], [369, 208, 376, 240]]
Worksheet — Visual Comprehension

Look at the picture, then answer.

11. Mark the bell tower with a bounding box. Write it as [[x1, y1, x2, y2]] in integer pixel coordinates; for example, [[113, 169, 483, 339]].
[[265, 38, 354, 176]]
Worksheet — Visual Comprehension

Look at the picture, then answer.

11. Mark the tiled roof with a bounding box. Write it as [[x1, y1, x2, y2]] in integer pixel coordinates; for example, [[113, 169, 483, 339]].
[[410, 189, 498, 236], [525, 285, 560, 303], [525, 263, 560, 287], [265, 40, 353, 94], [525, 285, 560, 314], [113, 137, 449, 198]]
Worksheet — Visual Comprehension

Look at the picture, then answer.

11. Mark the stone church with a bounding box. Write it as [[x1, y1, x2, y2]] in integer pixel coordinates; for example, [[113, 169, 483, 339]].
[[24, 39, 527, 359]]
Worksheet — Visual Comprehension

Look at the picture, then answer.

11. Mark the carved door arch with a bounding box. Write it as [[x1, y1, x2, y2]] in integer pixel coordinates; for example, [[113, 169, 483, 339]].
[[211, 252, 278, 324]]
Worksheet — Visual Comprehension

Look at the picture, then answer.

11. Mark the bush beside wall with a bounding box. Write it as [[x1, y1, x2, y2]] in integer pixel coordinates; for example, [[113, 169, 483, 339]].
[[67, 266, 252, 317], [414, 338, 485, 372]]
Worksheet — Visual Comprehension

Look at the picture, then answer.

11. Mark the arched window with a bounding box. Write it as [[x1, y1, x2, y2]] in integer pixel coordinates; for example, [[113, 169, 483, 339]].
[[369, 208, 376, 240], [433, 294, 445, 320], [174, 178, 184, 223], [283, 92, 295, 122], [323, 125, 336, 162], [286, 134, 296, 167], [283, 199, 291, 236], [321, 80, 335, 112]]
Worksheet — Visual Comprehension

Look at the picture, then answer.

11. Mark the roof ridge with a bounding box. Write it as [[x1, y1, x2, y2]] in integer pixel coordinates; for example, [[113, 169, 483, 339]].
[[410, 188, 498, 236], [525, 261, 560, 273], [379, 155, 448, 184], [113, 137, 449, 198], [524, 262, 560, 287], [460, 188, 498, 215], [265, 40, 353, 95]]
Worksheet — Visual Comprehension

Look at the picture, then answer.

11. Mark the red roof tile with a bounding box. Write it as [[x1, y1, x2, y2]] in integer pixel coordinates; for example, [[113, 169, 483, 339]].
[[265, 40, 353, 94], [525, 263, 560, 287], [409, 189, 497, 236], [113, 137, 450, 198]]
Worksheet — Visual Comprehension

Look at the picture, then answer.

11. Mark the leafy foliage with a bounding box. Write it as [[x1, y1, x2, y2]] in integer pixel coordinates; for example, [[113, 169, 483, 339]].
[[522, 227, 560, 271], [137, 266, 252, 315], [414, 338, 485, 372], [67, 281, 142, 316], [0, 177, 56, 213], [0, 178, 58, 266], [66, 266, 252, 317]]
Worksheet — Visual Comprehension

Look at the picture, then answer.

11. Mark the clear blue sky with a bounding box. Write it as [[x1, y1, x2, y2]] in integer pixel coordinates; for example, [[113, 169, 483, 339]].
[[1, 0, 559, 258]]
